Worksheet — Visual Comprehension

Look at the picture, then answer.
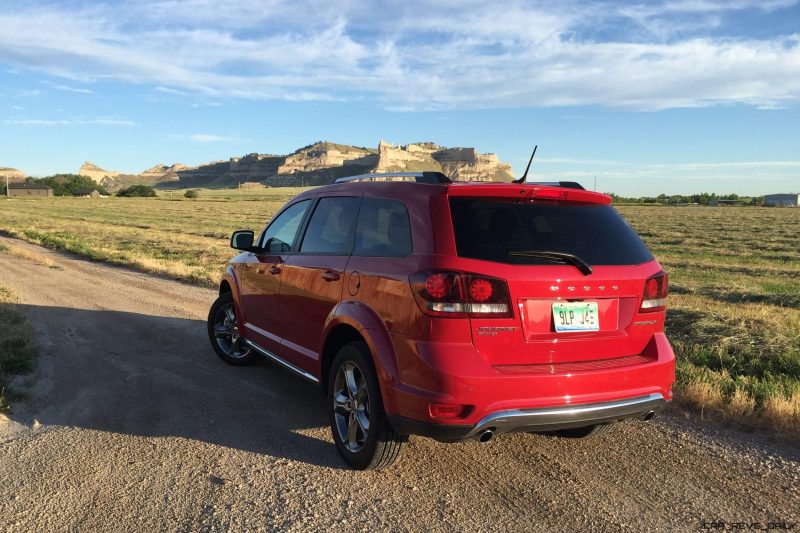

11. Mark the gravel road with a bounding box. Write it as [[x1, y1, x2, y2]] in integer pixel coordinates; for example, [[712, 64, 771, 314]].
[[0, 236, 798, 532]]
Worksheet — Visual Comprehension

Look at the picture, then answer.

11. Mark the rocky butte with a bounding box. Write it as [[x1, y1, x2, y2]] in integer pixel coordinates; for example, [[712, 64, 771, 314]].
[[78, 141, 514, 190], [0, 167, 26, 183]]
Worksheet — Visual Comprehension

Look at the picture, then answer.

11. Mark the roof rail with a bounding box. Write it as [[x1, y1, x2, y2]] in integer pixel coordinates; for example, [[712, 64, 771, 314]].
[[528, 181, 585, 190], [334, 172, 451, 185]]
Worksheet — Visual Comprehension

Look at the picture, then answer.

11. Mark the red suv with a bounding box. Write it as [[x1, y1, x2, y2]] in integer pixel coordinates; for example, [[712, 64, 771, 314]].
[[207, 172, 675, 470]]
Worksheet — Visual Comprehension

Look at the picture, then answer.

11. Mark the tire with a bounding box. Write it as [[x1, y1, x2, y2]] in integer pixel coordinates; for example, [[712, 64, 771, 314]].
[[327, 342, 405, 470], [207, 292, 256, 366], [551, 423, 615, 439]]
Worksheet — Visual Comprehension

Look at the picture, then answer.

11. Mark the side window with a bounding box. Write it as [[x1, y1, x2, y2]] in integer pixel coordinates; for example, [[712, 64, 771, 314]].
[[261, 200, 310, 253], [354, 198, 412, 257], [299, 197, 360, 255]]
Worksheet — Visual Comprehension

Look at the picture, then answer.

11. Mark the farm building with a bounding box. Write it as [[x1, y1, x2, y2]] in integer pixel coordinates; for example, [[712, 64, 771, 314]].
[[74, 189, 100, 198], [7, 182, 54, 197], [708, 199, 741, 206], [764, 193, 799, 207]]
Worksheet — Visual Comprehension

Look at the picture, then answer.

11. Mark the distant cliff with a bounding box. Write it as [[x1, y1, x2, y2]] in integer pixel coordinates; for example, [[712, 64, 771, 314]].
[[0, 167, 26, 182], [80, 141, 514, 190], [78, 161, 119, 183], [79, 161, 184, 189]]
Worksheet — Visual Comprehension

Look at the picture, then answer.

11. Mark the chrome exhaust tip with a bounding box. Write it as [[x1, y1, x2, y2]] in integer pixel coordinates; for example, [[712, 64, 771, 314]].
[[642, 411, 656, 422], [478, 429, 494, 443]]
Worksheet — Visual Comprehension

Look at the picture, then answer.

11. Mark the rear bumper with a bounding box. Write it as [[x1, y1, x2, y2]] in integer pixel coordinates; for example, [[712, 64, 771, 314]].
[[382, 332, 676, 438], [388, 393, 668, 441]]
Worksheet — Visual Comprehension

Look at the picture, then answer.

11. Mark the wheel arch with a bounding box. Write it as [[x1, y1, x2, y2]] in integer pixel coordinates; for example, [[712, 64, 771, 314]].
[[320, 302, 400, 412], [219, 279, 232, 295]]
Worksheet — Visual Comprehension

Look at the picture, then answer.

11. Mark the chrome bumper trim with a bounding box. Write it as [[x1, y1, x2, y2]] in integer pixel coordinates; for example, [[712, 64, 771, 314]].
[[469, 393, 667, 437]]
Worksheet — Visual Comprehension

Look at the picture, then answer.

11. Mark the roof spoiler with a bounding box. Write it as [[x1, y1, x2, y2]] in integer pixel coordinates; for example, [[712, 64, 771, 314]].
[[528, 181, 585, 190]]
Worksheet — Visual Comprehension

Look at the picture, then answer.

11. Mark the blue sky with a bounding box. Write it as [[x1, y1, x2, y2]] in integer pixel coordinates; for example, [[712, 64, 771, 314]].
[[1, 0, 798, 196]]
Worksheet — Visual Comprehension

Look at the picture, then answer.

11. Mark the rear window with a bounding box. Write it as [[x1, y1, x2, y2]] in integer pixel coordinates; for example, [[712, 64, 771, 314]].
[[449, 198, 653, 266], [354, 198, 412, 257]]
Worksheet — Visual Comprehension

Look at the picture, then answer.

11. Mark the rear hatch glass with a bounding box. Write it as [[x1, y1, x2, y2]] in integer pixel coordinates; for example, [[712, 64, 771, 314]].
[[448, 198, 652, 266], [448, 197, 657, 365]]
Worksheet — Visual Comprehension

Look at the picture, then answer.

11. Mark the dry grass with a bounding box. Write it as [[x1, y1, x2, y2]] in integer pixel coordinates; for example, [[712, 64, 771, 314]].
[[762, 391, 800, 434], [0, 241, 60, 269], [679, 381, 724, 411]]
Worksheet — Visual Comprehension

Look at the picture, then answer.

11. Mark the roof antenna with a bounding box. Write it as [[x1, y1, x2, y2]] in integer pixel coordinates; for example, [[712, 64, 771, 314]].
[[512, 145, 537, 184]]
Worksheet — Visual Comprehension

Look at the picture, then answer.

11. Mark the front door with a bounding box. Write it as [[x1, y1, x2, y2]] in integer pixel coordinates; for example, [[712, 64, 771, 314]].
[[238, 199, 311, 354], [278, 196, 361, 372]]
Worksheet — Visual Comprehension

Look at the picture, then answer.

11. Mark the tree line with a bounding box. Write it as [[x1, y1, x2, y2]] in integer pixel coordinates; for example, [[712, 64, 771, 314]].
[[603, 192, 765, 205], [1, 174, 108, 196], [1, 175, 157, 197]]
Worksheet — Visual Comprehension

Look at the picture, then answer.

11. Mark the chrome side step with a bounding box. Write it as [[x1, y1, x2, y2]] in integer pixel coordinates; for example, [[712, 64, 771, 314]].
[[243, 338, 319, 383]]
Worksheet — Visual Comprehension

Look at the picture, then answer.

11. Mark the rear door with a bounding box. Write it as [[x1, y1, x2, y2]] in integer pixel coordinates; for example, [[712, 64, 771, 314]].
[[277, 195, 361, 372], [445, 190, 661, 365]]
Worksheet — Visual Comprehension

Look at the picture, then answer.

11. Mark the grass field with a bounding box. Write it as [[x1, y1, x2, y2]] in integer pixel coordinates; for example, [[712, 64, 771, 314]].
[[620, 206, 800, 435], [1, 191, 798, 433]]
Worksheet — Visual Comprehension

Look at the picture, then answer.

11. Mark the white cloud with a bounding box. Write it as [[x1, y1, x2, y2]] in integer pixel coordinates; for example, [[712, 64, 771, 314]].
[[90, 117, 136, 126], [189, 134, 236, 142], [4, 119, 71, 126], [169, 133, 238, 142], [5, 116, 136, 126], [0, 0, 798, 110], [153, 86, 189, 96], [55, 84, 94, 94]]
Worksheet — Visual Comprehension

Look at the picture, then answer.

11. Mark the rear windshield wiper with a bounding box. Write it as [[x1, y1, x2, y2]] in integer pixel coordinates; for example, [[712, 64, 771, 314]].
[[507, 250, 593, 276]]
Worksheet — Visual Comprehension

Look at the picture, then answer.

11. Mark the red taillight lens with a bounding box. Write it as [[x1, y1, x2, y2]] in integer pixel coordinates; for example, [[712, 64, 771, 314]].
[[425, 273, 451, 299], [409, 270, 512, 318], [469, 278, 493, 302], [429, 403, 471, 419], [640, 271, 668, 312]]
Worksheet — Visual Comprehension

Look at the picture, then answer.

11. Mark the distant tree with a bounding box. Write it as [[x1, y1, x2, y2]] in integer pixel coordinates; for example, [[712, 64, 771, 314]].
[[184, 189, 200, 199], [116, 185, 157, 197], [34, 174, 108, 196]]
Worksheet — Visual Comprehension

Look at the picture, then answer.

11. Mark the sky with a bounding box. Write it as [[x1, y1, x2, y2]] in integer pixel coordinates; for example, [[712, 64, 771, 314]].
[[1, 0, 799, 196]]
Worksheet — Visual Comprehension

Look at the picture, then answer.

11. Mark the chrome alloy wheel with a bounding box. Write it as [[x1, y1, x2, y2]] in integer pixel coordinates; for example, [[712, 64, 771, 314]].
[[333, 361, 371, 452], [212, 302, 251, 359]]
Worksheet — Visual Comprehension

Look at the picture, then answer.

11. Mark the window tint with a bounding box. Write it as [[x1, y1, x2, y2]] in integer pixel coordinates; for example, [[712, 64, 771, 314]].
[[449, 198, 653, 266], [299, 197, 360, 255], [261, 199, 310, 253], [355, 199, 412, 257]]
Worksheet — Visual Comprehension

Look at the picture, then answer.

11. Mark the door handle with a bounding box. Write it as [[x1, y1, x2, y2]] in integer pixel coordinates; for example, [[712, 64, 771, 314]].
[[269, 266, 282, 275], [321, 271, 340, 282]]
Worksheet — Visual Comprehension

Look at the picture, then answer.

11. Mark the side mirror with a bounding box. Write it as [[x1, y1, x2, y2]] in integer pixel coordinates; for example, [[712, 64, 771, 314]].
[[230, 230, 255, 251]]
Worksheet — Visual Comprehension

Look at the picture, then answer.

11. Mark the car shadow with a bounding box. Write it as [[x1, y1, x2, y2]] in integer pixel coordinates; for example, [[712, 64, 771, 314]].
[[5, 303, 346, 470]]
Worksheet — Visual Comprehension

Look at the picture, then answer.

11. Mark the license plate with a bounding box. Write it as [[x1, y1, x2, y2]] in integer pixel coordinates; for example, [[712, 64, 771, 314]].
[[552, 302, 599, 332]]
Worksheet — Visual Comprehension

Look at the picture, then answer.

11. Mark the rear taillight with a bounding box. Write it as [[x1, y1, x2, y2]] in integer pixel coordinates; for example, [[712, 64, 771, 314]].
[[640, 271, 668, 312], [409, 270, 512, 318]]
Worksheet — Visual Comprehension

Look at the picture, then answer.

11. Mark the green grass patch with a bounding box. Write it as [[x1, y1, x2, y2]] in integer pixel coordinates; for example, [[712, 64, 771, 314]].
[[0, 286, 37, 412]]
